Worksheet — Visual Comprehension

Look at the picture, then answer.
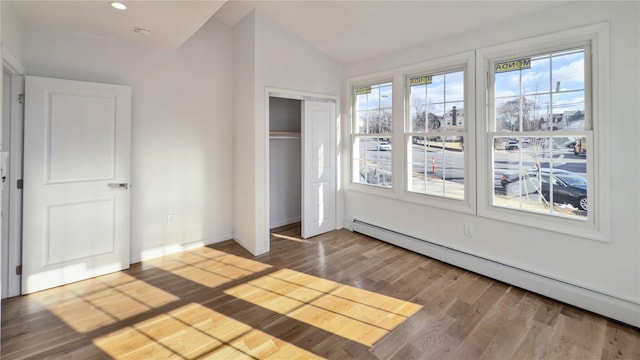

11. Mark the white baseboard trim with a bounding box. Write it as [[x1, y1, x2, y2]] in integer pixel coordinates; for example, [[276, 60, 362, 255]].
[[352, 219, 640, 328], [134, 233, 232, 263]]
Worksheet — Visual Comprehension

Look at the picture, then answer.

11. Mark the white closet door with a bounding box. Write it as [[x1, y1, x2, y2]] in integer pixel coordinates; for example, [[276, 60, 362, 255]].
[[302, 101, 336, 238]]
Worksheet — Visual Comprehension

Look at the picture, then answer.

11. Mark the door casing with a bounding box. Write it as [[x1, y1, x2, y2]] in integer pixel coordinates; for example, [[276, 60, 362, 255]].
[[1, 49, 25, 298]]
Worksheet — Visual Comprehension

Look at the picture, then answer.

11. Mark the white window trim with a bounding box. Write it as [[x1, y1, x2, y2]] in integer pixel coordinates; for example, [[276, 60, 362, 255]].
[[400, 51, 476, 214], [476, 23, 611, 242]]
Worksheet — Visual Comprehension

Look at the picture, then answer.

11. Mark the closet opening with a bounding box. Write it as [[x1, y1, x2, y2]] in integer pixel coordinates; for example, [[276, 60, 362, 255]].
[[268, 97, 302, 231]]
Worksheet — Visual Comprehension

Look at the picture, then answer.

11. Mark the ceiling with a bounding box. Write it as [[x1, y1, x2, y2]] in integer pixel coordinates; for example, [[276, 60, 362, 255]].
[[8, 0, 565, 63], [214, 1, 566, 63], [7, 0, 228, 50]]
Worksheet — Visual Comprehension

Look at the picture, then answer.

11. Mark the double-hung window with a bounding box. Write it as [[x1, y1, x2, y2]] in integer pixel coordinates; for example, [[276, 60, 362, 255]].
[[490, 47, 590, 218], [406, 68, 467, 200], [478, 24, 609, 240], [402, 52, 475, 213], [352, 81, 393, 188]]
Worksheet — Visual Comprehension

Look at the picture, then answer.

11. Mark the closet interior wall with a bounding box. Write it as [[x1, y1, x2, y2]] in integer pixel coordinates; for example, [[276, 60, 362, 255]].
[[269, 97, 302, 229]]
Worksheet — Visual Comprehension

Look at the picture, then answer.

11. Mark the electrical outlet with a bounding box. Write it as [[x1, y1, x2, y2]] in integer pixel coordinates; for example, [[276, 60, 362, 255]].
[[464, 223, 474, 237], [167, 214, 174, 225]]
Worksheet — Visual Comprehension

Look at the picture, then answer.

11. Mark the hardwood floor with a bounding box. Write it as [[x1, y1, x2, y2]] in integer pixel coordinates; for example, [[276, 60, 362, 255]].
[[2, 223, 640, 359]]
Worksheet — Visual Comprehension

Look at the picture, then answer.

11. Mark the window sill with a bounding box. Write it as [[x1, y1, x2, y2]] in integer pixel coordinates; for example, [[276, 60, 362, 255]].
[[347, 182, 397, 200]]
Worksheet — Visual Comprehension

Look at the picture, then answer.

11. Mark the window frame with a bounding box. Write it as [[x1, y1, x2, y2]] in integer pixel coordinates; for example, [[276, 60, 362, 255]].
[[400, 52, 476, 214], [349, 76, 397, 195], [476, 23, 610, 242]]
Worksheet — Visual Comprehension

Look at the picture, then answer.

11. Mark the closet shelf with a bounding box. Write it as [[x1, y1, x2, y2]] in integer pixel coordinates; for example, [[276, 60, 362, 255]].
[[270, 131, 301, 139]]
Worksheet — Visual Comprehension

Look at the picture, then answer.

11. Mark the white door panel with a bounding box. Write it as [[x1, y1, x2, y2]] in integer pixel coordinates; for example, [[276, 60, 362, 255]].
[[48, 93, 116, 182], [22, 76, 131, 294], [302, 101, 336, 238], [46, 199, 115, 264]]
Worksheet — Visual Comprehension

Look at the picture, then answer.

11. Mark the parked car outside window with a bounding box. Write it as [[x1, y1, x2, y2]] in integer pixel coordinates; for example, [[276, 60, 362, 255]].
[[378, 141, 392, 151], [501, 168, 587, 211], [505, 140, 519, 150]]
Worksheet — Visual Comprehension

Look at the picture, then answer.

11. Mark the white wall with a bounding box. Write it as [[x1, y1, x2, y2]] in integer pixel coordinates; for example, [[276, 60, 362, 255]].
[[1, 1, 24, 67], [232, 11, 257, 254], [342, 1, 639, 308], [22, 17, 234, 263], [233, 10, 342, 254]]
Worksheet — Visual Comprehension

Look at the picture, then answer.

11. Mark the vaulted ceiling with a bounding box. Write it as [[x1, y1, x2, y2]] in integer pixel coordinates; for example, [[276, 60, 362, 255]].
[[8, 0, 566, 63], [7, 0, 228, 50]]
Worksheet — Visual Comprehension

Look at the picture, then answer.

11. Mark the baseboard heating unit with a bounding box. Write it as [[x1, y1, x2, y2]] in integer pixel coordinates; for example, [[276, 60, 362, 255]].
[[351, 219, 640, 328]]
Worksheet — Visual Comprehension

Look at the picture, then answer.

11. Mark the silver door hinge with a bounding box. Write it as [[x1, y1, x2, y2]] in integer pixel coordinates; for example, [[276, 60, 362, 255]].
[[18, 94, 25, 104], [16, 265, 22, 275]]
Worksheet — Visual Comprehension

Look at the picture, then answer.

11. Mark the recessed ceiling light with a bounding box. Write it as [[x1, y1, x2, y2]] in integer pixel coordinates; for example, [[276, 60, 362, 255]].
[[133, 27, 152, 36], [110, 2, 127, 10]]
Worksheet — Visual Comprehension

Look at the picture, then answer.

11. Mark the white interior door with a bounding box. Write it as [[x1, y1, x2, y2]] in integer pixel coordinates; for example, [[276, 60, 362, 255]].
[[302, 100, 336, 238], [22, 76, 131, 294]]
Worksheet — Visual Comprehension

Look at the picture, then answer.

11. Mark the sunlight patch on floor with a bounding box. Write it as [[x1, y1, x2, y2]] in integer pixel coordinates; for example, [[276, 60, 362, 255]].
[[32, 247, 420, 356], [94, 302, 325, 360], [270, 232, 310, 243], [145, 247, 272, 288], [225, 268, 422, 346], [33, 272, 178, 333]]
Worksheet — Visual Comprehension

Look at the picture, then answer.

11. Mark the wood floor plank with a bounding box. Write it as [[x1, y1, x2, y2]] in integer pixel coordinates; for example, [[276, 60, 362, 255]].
[[368, 309, 432, 359], [401, 313, 459, 358], [510, 320, 556, 359], [508, 291, 542, 324], [452, 282, 525, 359], [2, 222, 639, 360], [600, 321, 640, 360], [533, 296, 562, 326]]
